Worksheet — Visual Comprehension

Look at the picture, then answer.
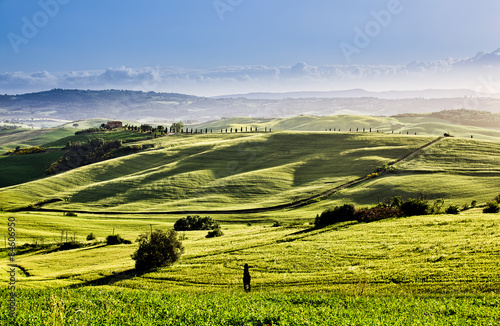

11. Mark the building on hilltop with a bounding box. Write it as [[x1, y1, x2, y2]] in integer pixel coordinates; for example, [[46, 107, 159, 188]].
[[106, 121, 122, 129]]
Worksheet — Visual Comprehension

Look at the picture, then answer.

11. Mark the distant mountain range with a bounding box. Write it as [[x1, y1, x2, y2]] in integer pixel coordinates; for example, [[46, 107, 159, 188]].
[[215, 88, 500, 100], [2, 88, 500, 124]]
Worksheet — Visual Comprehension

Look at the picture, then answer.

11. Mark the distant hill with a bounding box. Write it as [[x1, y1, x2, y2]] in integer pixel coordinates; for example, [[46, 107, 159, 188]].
[[214, 88, 500, 100], [2, 89, 500, 125], [394, 109, 500, 129]]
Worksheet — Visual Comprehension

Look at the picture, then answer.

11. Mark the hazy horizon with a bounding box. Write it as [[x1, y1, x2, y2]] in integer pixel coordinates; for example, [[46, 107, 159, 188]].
[[2, 1, 500, 96]]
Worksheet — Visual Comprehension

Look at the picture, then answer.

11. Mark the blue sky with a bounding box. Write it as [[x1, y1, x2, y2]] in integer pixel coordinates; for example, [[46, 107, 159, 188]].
[[1, 0, 500, 95]]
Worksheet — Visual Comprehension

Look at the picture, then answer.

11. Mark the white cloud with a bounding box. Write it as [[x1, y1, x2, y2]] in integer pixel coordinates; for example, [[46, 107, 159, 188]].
[[1, 48, 500, 96]]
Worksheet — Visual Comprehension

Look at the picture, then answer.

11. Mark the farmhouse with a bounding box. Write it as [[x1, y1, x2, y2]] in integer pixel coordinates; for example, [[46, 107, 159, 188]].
[[106, 121, 123, 128]]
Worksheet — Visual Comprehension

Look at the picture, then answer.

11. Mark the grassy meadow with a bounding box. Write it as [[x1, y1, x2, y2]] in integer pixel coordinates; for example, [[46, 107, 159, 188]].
[[0, 132, 436, 212], [1, 115, 500, 324], [1, 209, 500, 324]]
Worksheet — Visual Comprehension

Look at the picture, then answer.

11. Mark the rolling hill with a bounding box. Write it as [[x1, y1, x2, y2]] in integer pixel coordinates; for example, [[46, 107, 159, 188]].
[[1, 128, 499, 214]]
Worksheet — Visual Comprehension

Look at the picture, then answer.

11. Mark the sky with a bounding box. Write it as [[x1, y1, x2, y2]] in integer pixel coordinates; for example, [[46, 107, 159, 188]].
[[1, 0, 500, 96]]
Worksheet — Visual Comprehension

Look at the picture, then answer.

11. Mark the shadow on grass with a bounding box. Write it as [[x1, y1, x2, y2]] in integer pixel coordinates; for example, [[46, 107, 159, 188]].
[[283, 221, 358, 238], [66, 268, 149, 288]]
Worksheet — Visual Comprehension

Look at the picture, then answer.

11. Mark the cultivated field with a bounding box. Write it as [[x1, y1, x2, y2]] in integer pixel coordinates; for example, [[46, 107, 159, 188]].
[[1, 116, 499, 325]]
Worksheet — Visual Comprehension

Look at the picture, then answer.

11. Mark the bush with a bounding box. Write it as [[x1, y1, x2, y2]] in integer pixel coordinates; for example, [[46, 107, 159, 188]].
[[430, 199, 445, 214], [400, 198, 431, 216], [58, 241, 85, 251], [174, 215, 219, 231], [271, 221, 283, 227], [206, 228, 224, 238], [315, 204, 356, 227], [471, 200, 477, 208], [132, 229, 184, 271], [445, 205, 460, 214], [64, 212, 77, 217], [12, 146, 46, 156], [483, 202, 500, 214], [106, 234, 131, 245], [355, 207, 404, 223], [495, 194, 500, 204], [86, 233, 96, 241]]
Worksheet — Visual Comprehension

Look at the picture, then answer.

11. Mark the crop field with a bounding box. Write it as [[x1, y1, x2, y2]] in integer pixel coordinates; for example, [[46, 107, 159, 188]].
[[1, 209, 500, 324], [42, 130, 152, 149], [1, 118, 500, 325], [192, 115, 500, 141], [0, 129, 75, 152], [0, 151, 64, 188], [0, 132, 434, 212]]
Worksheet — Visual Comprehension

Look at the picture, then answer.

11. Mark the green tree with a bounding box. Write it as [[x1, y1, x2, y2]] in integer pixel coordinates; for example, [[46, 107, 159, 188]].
[[132, 229, 184, 271], [171, 122, 185, 133]]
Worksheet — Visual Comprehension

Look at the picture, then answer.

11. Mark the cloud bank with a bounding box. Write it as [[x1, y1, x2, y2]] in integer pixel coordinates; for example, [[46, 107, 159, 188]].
[[1, 48, 500, 96]]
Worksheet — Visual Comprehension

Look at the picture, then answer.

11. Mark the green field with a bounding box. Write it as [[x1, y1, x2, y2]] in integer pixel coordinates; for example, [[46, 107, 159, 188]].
[[42, 129, 152, 149], [0, 128, 75, 152], [0, 151, 65, 188], [1, 116, 500, 325], [191, 115, 500, 141], [0, 132, 436, 212], [1, 209, 500, 324]]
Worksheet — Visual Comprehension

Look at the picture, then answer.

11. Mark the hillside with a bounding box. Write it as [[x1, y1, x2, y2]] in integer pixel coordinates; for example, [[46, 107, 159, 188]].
[[1, 131, 499, 214], [0, 132, 432, 212], [4, 89, 500, 125], [1, 129, 500, 324], [191, 115, 500, 140]]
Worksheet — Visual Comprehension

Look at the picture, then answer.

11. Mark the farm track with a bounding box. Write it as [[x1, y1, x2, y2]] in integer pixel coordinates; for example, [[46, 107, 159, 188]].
[[32, 137, 444, 216]]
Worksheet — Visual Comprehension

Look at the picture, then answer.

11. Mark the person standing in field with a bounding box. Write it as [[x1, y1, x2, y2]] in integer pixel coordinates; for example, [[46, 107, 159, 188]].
[[243, 263, 251, 292]]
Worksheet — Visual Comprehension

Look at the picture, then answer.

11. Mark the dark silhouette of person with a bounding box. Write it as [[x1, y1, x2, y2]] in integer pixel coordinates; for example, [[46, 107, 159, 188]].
[[243, 263, 251, 292]]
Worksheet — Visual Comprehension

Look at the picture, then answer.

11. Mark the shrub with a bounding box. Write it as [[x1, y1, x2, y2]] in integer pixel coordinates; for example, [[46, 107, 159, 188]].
[[390, 196, 403, 209], [355, 207, 404, 223], [206, 228, 224, 238], [462, 203, 470, 211], [12, 146, 46, 156], [315, 204, 356, 227], [86, 233, 96, 241], [64, 212, 77, 217], [271, 221, 283, 227], [495, 194, 500, 204], [445, 205, 460, 215], [400, 198, 431, 216], [106, 234, 131, 245], [174, 215, 219, 231], [430, 199, 445, 214], [471, 200, 477, 208], [132, 229, 184, 271], [483, 202, 500, 214], [58, 241, 84, 251]]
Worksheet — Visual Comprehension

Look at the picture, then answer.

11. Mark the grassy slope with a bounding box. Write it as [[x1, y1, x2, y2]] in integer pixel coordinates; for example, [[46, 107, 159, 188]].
[[2, 125, 500, 323], [1, 209, 499, 296], [192, 115, 500, 140], [42, 129, 151, 148], [0, 132, 432, 211], [0, 129, 75, 152], [0, 129, 153, 189], [0, 151, 65, 188]]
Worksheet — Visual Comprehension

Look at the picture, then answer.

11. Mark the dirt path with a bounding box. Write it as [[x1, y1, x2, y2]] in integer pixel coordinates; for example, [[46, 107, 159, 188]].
[[34, 137, 444, 216]]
